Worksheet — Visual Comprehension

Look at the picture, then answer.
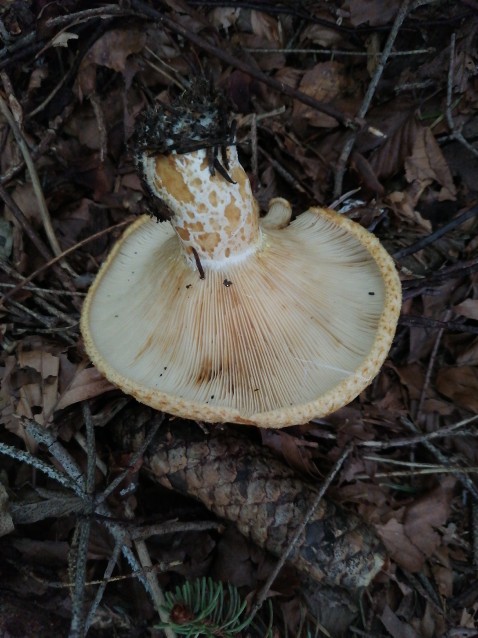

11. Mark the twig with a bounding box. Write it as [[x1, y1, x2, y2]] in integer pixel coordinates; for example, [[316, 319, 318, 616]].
[[0, 282, 86, 296], [131, 0, 353, 127], [360, 414, 478, 449], [473, 501, 478, 569], [446, 32, 478, 158], [69, 404, 99, 638], [96, 413, 164, 506], [401, 258, 478, 301], [0, 218, 131, 306], [248, 443, 353, 620], [131, 520, 223, 540], [250, 113, 258, 180], [258, 147, 309, 195], [89, 93, 108, 163], [134, 539, 176, 638], [0, 256, 78, 315], [7, 299, 56, 328], [85, 539, 123, 630], [0, 440, 80, 492], [356, 466, 478, 479], [69, 517, 91, 638], [24, 419, 87, 494], [244, 47, 435, 57], [401, 418, 478, 501], [415, 309, 452, 423], [0, 76, 76, 275], [393, 204, 478, 260], [0, 5, 124, 63], [82, 403, 97, 496], [0, 182, 75, 294], [333, 0, 413, 198], [399, 314, 478, 335]]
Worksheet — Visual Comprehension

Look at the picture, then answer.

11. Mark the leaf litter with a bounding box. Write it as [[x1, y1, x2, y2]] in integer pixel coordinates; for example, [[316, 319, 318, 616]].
[[0, 0, 477, 636]]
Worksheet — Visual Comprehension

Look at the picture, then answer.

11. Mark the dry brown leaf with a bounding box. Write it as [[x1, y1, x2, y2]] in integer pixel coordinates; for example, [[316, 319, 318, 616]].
[[293, 62, 348, 127], [250, 10, 281, 44], [261, 430, 319, 477], [0, 484, 14, 538], [56, 366, 115, 411], [403, 477, 455, 558], [75, 29, 146, 98], [453, 298, 478, 320], [208, 7, 240, 31], [386, 188, 433, 231], [431, 546, 453, 597], [381, 604, 420, 638], [367, 111, 417, 179], [436, 366, 478, 412], [344, 0, 401, 27], [376, 478, 455, 572], [16, 349, 59, 426], [376, 517, 426, 572], [405, 126, 457, 201], [456, 338, 478, 366], [300, 21, 345, 48]]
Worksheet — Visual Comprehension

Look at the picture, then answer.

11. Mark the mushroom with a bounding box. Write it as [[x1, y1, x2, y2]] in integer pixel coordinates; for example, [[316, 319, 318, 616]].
[[80, 85, 401, 428]]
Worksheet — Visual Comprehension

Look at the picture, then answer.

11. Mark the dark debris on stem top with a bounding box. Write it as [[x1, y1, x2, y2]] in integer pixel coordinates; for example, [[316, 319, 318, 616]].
[[132, 77, 237, 221]]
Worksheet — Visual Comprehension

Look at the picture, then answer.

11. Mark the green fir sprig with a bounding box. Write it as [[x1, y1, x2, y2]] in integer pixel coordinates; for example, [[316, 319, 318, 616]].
[[157, 577, 252, 638]]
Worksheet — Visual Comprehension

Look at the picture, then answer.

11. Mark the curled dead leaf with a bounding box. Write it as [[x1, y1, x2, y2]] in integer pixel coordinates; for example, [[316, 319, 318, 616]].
[[405, 126, 456, 201], [293, 62, 349, 127]]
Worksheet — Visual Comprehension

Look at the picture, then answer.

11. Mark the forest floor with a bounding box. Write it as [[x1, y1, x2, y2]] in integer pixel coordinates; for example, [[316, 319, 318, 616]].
[[0, 1, 478, 637]]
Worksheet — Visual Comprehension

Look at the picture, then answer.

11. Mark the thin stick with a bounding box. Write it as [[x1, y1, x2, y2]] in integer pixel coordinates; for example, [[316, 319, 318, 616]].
[[0, 78, 75, 274], [85, 539, 122, 630], [446, 33, 478, 158], [333, 0, 413, 197], [360, 414, 478, 449], [399, 315, 478, 335], [131, 0, 353, 127], [69, 517, 91, 638], [393, 204, 478, 260], [131, 520, 222, 540], [82, 403, 97, 496], [248, 443, 353, 620], [0, 282, 86, 296], [243, 47, 435, 57], [96, 413, 164, 506], [415, 309, 452, 423], [0, 218, 131, 305], [0, 441, 80, 493], [134, 539, 176, 638], [401, 418, 478, 501], [0, 182, 75, 293]]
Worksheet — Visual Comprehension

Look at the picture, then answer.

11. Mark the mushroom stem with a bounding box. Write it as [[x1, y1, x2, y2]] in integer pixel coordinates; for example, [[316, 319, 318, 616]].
[[141, 146, 262, 271]]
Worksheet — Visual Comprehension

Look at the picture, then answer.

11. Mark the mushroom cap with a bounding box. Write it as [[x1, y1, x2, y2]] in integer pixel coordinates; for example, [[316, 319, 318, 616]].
[[81, 207, 401, 428]]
